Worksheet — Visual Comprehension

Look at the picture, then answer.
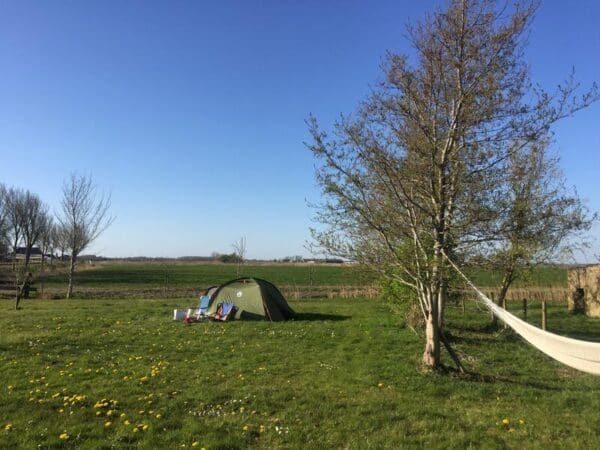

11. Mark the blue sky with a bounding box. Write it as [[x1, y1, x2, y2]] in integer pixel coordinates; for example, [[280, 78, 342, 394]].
[[1, 0, 599, 259]]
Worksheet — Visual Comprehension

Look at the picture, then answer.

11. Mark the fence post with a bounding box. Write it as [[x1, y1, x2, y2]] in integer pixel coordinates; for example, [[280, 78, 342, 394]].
[[522, 298, 527, 322], [542, 300, 547, 331], [490, 292, 495, 321]]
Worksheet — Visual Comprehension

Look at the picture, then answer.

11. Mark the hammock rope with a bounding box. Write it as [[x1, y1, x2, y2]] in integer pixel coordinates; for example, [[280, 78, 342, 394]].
[[444, 254, 600, 376]]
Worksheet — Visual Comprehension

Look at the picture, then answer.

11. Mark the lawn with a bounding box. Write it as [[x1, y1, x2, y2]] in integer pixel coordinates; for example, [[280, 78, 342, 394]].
[[2, 296, 600, 449]]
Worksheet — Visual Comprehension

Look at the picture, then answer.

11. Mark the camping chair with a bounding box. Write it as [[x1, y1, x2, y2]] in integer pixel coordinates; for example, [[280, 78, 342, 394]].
[[184, 295, 211, 323], [212, 302, 236, 322]]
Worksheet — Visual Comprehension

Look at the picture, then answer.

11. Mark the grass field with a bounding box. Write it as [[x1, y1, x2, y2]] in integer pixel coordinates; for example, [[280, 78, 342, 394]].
[[42, 263, 373, 289], [40, 262, 567, 290], [2, 296, 600, 449]]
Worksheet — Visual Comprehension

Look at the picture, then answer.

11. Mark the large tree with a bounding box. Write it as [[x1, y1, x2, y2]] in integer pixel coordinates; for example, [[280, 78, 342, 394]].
[[308, 0, 598, 370], [57, 174, 113, 299]]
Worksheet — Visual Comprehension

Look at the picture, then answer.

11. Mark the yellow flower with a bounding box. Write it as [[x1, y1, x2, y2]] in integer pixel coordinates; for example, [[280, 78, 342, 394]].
[[242, 425, 249, 432], [155, 414, 161, 419], [377, 382, 384, 388], [191, 443, 199, 448], [142, 424, 149, 431], [124, 420, 131, 426], [132, 428, 139, 433], [106, 410, 114, 417], [502, 418, 510, 426], [4, 423, 13, 431], [104, 421, 112, 427], [59, 432, 69, 440], [518, 419, 525, 425], [120, 413, 126, 418]]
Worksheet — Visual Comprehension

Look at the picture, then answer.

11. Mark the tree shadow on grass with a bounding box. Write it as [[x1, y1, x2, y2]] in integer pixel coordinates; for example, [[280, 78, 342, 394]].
[[292, 312, 351, 322], [439, 365, 563, 391]]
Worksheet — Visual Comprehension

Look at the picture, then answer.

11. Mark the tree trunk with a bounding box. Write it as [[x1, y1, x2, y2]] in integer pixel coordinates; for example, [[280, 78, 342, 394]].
[[422, 306, 441, 370], [66, 254, 76, 299], [492, 269, 513, 328], [14, 280, 21, 310], [24, 245, 32, 268], [40, 252, 45, 297]]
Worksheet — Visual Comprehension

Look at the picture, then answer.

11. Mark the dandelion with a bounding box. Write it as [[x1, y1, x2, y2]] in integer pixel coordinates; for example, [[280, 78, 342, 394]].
[[377, 383, 384, 388], [518, 419, 525, 425], [59, 432, 69, 440], [104, 421, 112, 427], [242, 425, 249, 432], [259, 425, 266, 433], [124, 420, 131, 426], [142, 424, 149, 431], [191, 443, 199, 448], [155, 414, 161, 419], [502, 418, 510, 426], [4, 423, 13, 431], [120, 413, 126, 418]]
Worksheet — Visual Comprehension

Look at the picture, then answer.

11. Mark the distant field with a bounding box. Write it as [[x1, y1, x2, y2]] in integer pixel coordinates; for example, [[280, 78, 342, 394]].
[[466, 265, 567, 288], [41, 262, 567, 289], [43, 263, 373, 289], [2, 296, 600, 448]]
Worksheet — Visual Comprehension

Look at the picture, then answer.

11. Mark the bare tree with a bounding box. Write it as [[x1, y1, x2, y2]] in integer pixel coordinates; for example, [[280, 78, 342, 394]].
[[232, 236, 247, 278], [19, 191, 50, 268], [5, 187, 25, 270], [38, 219, 56, 297], [57, 173, 114, 299], [308, 0, 598, 370], [53, 223, 69, 263], [0, 184, 9, 258]]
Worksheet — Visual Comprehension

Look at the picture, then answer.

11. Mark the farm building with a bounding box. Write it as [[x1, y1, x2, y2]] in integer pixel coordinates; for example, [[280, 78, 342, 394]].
[[14, 247, 45, 260], [567, 265, 600, 317]]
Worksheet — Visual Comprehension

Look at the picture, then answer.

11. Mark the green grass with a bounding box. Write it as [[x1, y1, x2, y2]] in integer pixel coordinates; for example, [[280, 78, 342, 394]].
[[42, 263, 372, 289], [2, 296, 600, 448]]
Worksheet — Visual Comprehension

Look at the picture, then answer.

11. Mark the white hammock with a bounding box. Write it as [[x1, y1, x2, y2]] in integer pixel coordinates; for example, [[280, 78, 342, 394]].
[[446, 257, 600, 376]]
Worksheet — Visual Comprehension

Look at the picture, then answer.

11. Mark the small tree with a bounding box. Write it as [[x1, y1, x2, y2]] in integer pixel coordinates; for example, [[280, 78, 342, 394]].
[[57, 174, 113, 299], [488, 140, 594, 316], [232, 236, 247, 277]]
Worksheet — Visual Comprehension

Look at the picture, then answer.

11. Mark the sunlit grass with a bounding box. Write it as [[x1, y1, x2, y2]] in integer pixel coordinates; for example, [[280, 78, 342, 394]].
[[1, 296, 600, 448]]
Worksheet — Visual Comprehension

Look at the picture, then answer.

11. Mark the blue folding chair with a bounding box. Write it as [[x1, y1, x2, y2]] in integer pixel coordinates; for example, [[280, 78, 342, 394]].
[[185, 295, 211, 322], [212, 302, 236, 321]]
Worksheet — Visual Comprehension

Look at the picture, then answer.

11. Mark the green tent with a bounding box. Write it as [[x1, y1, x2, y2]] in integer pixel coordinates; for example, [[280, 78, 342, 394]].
[[206, 277, 295, 321]]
